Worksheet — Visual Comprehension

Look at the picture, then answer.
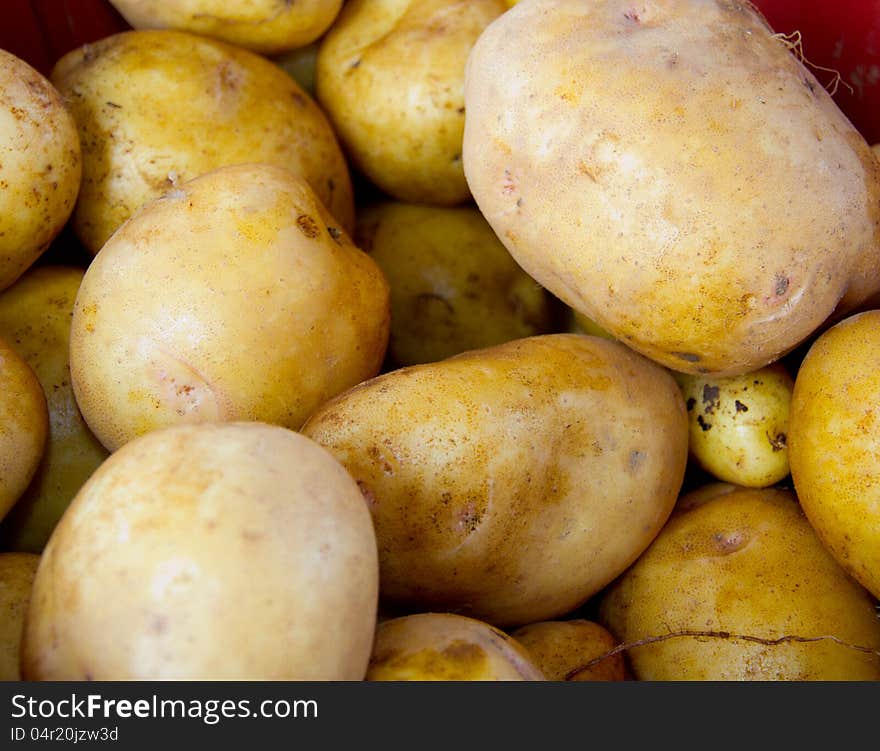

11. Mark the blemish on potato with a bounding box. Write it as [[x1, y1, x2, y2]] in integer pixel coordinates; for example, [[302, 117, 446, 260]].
[[711, 530, 749, 555], [735, 399, 749, 414], [697, 415, 712, 431], [674, 352, 701, 363], [767, 432, 786, 451], [296, 214, 320, 238], [701, 384, 720, 414]]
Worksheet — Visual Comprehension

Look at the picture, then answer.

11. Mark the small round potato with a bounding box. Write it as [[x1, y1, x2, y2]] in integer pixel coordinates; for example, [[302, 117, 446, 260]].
[[367, 613, 544, 681], [303, 333, 689, 627], [0, 340, 47, 522], [511, 620, 625, 681], [316, 0, 508, 205], [356, 202, 553, 366], [0, 267, 109, 553], [108, 0, 343, 55], [21, 422, 379, 680], [0, 50, 81, 291], [0, 553, 40, 680], [52, 29, 354, 254], [789, 310, 880, 599], [70, 163, 389, 453], [676, 364, 794, 488], [599, 487, 880, 680]]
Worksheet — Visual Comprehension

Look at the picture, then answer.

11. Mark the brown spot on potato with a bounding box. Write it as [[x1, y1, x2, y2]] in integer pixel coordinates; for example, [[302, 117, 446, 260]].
[[686, 397, 696, 411], [701, 384, 720, 414], [697, 415, 712, 431], [296, 214, 320, 238], [712, 530, 748, 555], [768, 432, 787, 451], [734, 399, 748, 413], [775, 275, 790, 296], [674, 352, 701, 363]]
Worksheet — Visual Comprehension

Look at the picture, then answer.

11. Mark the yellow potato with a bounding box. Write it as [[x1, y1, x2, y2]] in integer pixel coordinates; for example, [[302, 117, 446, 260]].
[[22, 422, 379, 680], [599, 487, 880, 680], [0, 339, 47, 522], [108, 0, 343, 54], [0, 50, 81, 291], [355, 202, 553, 366], [0, 553, 40, 680], [51, 29, 354, 254], [0, 267, 109, 553], [788, 310, 880, 599], [303, 333, 688, 627], [463, 0, 880, 376], [676, 364, 793, 488], [367, 613, 544, 681], [69, 163, 389, 453], [316, 0, 507, 205], [511, 619, 625, 681]]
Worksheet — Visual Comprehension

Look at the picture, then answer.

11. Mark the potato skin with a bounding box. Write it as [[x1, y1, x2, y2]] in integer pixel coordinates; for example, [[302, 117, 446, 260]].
[[316, 0, 507, 205], [51, 29, 354, 253], [599, 488, 880, 680], [677, 364, 793, 488], [463, 0, 880, 376], [367, 613, 544, 681], [788, 310, 880, 599], [0, 50, 81, 291], [21, 423, 379, 680], [302, 334, 689, 627], [511, 619, 624, 681], [356, 202, 553, 366], [0, 268, 109, 553], [0, 553, 40, 680], [108, 0, 344, 54], [0, 339, 47, 522], [69, 163, 389, 453]]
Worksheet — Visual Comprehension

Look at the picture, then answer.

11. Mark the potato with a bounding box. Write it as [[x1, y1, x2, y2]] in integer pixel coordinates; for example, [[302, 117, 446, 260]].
[[676, 364, 793, 488], [788, 310, 880, 599], [355, 202, 553, 366], [599, 487, 880, 680], [463, 0, 880, 376], [69, 163, 389, 453], [0, 339, 47, 522], [107, 0, 343, 54], [316, 0, 507, 205], [0, 50, 81, 291], [367, 613, 544, 681], [511, 619, 624, 681], [51, 29, 354, 254], [21, 422, 379, 680], [0, 267, 109, 553], [0, 553, 40, 680], [302, 333, 689, 627]]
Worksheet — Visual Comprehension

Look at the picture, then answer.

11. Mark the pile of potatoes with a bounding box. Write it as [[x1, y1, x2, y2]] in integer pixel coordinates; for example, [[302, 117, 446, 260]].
[[1, 0, 879, 682]]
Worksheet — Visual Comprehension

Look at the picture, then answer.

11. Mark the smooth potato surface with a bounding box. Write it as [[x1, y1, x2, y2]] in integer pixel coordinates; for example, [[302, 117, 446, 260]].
[[463, 0, 880, 375], [0, 340, 47, 522], [600, 488, 880, 680], [788, 310, 880, 599], [0, 50, 81, 290], [316, 0, 507, 205], [69, 163, 389, 452], [367, 613, 544, 681], [0, 268, 109, 553], [303, 334, 689, 627], [52, 29, 354, 253], [356, 202, 552, 366], [108, 0, 343, 54], [22, 423, 379, 680]]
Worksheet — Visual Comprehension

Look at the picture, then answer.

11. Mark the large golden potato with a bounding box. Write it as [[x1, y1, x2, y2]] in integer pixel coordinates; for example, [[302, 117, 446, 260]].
[[22, 422, 379, 680], [0, 267, 109, 553], [0, 340, 47, 522], [316, 0, 507, 205], [108, 0, 343, 54], [51, 29, 354, 254], [599, 488, 880, 680], [0, 50, 81, 291], [463, 0, 880, 376], [70, 163, 389, 453], [356, 202, 553, 366], [367, 613, 544, 681], [303, 334, 689, 627], [788, 310, 880, 599], [0, 553, 40, 680]]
